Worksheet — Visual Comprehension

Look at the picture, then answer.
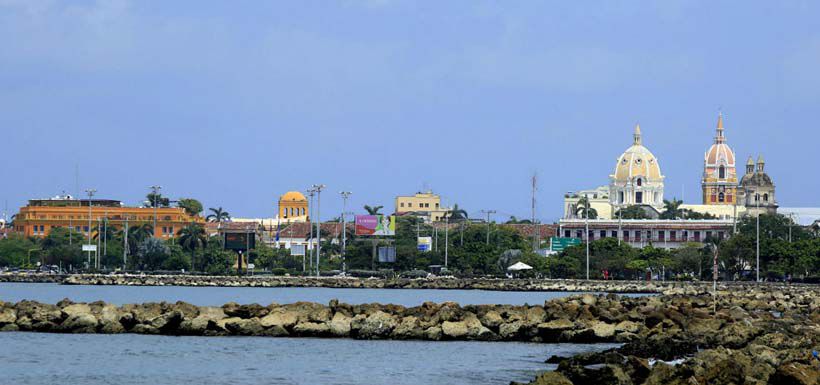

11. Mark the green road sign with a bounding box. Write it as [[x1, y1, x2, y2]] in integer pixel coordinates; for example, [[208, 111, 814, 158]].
[[550, 237, 581, 252]]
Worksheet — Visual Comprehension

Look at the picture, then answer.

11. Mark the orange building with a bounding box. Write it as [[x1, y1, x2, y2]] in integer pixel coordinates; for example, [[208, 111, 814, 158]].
[[14, 197, 204, 239], [702, 113, 738, 205], [278, 191, 309, 222]]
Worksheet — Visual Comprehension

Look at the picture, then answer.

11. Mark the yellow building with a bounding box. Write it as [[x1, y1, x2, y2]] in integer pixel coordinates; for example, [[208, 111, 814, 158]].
[[278, 191, 309, 222], [395, 191, 448, 222], [14, 197, 203, 239], [702, 113, 738, 205]]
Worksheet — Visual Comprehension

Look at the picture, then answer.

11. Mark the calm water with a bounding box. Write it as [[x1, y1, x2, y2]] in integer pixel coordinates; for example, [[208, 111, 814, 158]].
[[0, 332, 619, 385], [0, 283, 640, 307]]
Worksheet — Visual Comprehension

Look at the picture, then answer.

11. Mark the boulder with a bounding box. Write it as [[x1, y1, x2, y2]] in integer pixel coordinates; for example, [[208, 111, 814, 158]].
[[225, 318, 264, 335], [354, 311, 397, 339], [260, 310, 299, 329], [424, 326, 442, 341], [499, 321, 523, 339], [292, 322, 330, 336], [391, 316, 423, 339], [769, 362, 820, 385], [480, 310, 503, 328], [59, 313, 98, 332], [0, 308, 17, 325], [328, 312, 352, 337], [591, 321, 616, 339], [537, 318, 575, 341]]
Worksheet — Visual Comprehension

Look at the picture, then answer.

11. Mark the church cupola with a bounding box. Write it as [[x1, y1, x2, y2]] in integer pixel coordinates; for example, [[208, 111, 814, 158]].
[[757, 155, 765, 172], [701, 112, 738, 205], [746, 156, 755, 174]]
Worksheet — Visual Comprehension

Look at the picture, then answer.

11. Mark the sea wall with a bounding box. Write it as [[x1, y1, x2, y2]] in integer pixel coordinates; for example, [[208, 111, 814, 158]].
[[0, 273, 807, 295]]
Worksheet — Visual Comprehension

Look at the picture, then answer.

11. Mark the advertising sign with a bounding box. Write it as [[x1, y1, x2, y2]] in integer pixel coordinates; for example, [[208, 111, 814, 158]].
[[550, 237, 581, 252], [82, 244, 97, 252], [355, 215, 396, 236], [224, 232, 256, 251], [417, 237, 432, 252]]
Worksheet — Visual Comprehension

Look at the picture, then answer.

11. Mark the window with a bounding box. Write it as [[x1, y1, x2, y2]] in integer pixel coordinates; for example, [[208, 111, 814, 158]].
[[611, 230, 618, 238], [623, 230, 630, 240], [636, 178, 642, 187], [694, 231, 701, 241], [658, 231, 665, 241], [408, 203, 412, 208], [670, 231, 677, 241], [719, 193, 725, 202], [635, 192, 643, 204], [600, 230, 606, 238], [705, 231, 712, 239], [683, 230, 689, 240], [719, 165, 725, 179], [619, 191, 624, 204], [400, 203, 404, 207], [84, 226, 89, 232], [763, 193, 769, 202], [564, 230, 571, 238], [755, 194, 760, 202], [576, 230, 582, 238], [717, 231, 724, 239], [635, 231, 641, 241]]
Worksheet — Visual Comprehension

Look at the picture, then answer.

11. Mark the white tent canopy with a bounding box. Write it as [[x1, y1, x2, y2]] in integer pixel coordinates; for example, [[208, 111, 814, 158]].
[[507, 262, 533, 271]]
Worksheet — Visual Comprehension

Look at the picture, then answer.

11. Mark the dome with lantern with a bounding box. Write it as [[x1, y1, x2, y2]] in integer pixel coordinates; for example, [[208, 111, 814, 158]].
[[609, 124, 665, 209]]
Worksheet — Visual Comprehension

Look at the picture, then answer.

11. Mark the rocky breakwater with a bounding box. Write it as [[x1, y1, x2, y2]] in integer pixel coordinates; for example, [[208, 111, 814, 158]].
[[515, 287, 820, 385], [3, 272, 795, 295], [0, 294, 655, 342]]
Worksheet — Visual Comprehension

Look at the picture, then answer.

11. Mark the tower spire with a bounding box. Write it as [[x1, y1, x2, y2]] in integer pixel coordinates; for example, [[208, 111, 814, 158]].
[[715, 112, 725, 143], [633, 123, 642, 145]]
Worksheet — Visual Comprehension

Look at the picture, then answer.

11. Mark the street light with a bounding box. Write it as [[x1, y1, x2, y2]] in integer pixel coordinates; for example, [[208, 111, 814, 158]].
[[306, 188, 317, 273], [85, 188, 96, 268], [480, 210, 496, 244], [756, 195, 760, 282], [340, 191, 352, 274], [150, 185, 162, 237], [312, 184, 326, 277]]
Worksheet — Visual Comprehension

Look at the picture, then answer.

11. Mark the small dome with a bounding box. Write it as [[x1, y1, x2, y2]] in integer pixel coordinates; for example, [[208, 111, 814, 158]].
[[280, 191, 307, 202], [612, 124, 663, 182], [705, 143, 736, 167]]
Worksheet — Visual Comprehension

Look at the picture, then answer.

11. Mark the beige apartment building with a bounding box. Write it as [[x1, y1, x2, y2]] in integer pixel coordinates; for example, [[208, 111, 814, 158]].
[[395, 191, 449, 222]]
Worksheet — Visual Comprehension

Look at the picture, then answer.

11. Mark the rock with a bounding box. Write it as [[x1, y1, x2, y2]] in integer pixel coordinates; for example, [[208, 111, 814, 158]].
[[61, 303, 91, 318], [0, 323, 19, 332], [769, 362, 820, 385], [354, 311, 397, 339], [292, 322, 330, 336], [0, 308, 17, 325], [260, 310, 299, 329], [149, 311, 183, 332], [480, 310, 503, 328], [225, 318, 264, 335], [131, 324, 159, 334], [537, 318, 575, 341], [391, 316, 422, 339], [614, 320, 641, 334], [514, 370, 573, 385], [591, 321, 616, 339], [329, 312, 352, 337], [60, 313, 98, 332], [98, 305, 124, 333], [580, 294, 598, 306], [424, 326, 442, 341], [223, 303, 267, 319], [499, 321, 523, 339]]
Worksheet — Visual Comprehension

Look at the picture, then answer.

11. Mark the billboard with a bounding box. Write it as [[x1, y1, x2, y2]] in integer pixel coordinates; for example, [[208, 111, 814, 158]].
[[417, 237, 432, 252], [224, 232, 256, 251], [355, 215, 396, 236], [550, 237, 581, 252]]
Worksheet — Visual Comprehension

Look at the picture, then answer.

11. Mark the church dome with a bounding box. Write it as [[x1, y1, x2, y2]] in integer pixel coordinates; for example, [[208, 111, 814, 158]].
[[704, 114, 736, 170], [612, 124, 663, 182], [280, 191, 307, 202]]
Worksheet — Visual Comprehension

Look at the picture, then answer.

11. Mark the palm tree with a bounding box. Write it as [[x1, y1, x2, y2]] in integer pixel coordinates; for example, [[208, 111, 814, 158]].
[[445, 204, 469, 222], [661, 199, 684, 219], [177, 223, 207, 271], [574, 197, 598, 219], [122, 223, 154, 258], [363, 205, 383, 215], [207, 207, 231, 223]]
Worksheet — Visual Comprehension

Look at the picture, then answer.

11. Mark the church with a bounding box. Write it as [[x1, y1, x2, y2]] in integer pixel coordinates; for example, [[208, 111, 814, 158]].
[[559, 114, 778, 249]]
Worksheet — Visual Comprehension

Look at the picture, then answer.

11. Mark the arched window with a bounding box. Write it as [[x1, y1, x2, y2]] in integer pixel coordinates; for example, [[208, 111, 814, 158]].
[[636, 178, 642, 187], [719, 165, 725, 179], [763, 193, 768, 202], [718, 192, 725, 202], [755, 194, 760, 202]]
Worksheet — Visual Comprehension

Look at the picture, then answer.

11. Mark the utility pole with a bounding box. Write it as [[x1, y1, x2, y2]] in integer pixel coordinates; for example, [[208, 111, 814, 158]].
[[756, 197, 760, 282], [150, 185, 161, 238], [585, 197, 590, 280], [312, 184, 326, 277], [340, 191, 351, 274], [123, 215, 129, 271], [480, 210, 496, 244], [444, 213, 449, 269], [306, 188, 316, 273], [85, 189, 96, 269], [531, 173, 538, 250]]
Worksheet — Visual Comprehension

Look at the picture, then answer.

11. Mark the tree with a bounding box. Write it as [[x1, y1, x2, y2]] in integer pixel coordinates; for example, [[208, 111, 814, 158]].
[[178, 198, 204, 217], [615, 205, 650, 219], [505, 216, 533, 224], [574, 197, 598, 219], [136, 237, 170, 270], [177, 223, 207, 271], [363, 205, 383, 215], [660, 199, 684, 219], [0, 235, 37, 267], [207, 207, 231, 223], [445, 204, 469, 222], [146, 192, 170, 208]]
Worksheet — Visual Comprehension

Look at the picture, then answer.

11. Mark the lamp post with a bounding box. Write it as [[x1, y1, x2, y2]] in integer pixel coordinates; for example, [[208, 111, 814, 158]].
[[312, 184, 326, 277], [150, 185, 161, 237], [480, 210, 496, 245], [584, 197, 590, 281], [85, 189, 96, 268], [340, 191, 352, 274], [306, 188, 316, 273], [756, 196, 760, 282]]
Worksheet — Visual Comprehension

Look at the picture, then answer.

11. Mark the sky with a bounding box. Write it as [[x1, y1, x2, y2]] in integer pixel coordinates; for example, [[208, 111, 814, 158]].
[[1, 0, 819, 222]]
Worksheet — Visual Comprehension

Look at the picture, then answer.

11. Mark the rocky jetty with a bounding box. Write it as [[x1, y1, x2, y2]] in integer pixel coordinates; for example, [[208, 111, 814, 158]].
[[0, 273, 806, 295]]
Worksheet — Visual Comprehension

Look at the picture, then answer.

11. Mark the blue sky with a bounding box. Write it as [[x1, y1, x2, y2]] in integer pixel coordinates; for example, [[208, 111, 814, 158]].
[[1, 1, 818, 222]]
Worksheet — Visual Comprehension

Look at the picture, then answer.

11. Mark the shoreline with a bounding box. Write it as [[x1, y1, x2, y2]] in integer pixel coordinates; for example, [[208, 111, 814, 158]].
[[2, 284, 819, 384], [0, 273, 810, 295]]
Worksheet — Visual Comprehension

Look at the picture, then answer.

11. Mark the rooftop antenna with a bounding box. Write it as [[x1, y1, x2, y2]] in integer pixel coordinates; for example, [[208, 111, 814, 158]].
[[75, 163, 80, 198]]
